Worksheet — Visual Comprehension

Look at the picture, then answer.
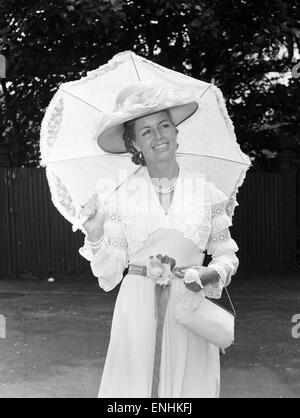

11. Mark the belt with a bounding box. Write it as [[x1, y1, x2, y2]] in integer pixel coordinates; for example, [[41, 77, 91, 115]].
[[128, 262, 169, 398], [128, 263, 147, 277]]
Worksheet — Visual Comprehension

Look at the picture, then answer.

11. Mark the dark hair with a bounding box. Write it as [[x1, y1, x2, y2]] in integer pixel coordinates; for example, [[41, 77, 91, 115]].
[[122, 109, 176, 166], [123, 119, 146, 166]]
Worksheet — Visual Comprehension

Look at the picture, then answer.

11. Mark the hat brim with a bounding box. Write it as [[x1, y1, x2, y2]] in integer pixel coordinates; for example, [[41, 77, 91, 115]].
[[97, 101, 198, 154]]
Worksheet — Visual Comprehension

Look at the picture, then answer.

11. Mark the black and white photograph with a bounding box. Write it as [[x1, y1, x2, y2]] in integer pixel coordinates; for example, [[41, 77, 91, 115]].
[[0, 0, 299, 401]]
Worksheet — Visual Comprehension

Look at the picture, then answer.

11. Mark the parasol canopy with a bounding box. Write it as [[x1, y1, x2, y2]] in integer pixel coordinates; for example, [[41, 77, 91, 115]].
[[40, 51, 252, 229]]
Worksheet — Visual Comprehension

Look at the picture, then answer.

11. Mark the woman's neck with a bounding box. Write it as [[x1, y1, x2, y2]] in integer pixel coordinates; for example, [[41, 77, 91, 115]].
[[147, 160, 179, 181]]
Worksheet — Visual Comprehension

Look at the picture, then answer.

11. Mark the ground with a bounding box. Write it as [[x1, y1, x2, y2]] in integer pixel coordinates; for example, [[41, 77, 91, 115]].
[[0, 272, 299, 398]]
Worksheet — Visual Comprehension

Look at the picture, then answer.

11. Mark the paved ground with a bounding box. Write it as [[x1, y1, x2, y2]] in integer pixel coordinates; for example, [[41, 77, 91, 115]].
[[0, 272, 299, 398]]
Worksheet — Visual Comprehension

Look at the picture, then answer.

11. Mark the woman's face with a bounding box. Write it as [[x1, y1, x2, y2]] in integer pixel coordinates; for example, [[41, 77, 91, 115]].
[[133, 110, 178, 165]]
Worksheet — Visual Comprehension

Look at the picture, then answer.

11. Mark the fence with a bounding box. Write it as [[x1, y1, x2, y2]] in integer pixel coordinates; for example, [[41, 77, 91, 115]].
[[0, 167, 299, 278], [0, 168, 89, 277]]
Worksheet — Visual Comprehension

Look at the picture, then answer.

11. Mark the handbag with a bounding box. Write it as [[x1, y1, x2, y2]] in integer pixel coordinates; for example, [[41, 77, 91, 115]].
[[174, 286, 236, 349]]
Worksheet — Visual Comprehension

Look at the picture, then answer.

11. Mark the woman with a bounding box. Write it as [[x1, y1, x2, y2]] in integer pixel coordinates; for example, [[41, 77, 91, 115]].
[[79, 82, 239, 398]]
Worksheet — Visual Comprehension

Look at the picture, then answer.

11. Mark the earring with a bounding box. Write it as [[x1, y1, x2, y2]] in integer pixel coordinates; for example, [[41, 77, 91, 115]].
[[139, 150, 143, 159], [176, 143, 179, 149]]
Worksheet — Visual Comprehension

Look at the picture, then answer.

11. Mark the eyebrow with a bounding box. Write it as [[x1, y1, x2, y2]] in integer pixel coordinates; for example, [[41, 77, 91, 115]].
[[139, 120, 170, 132]]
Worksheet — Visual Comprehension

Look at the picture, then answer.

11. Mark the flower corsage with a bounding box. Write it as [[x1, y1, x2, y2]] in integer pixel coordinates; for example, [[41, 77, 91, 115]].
[[180, 266, 207, 310], [183, 267, 206, 288], [147, 254, 176, 287]]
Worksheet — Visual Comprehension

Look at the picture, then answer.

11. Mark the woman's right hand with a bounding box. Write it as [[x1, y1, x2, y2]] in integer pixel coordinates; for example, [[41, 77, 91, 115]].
[[78, 194, 106, 241]]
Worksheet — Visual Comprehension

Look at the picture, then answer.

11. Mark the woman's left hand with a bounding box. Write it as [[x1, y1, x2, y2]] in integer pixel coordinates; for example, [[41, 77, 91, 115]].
[[184, 281, 202, 293], [173, 266, 203, 293], [173, 265, 219, 293], [173, 266, 188, 279]]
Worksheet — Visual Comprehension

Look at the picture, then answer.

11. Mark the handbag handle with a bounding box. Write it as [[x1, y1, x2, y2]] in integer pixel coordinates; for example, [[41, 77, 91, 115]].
[[223, 286, 237, 318]]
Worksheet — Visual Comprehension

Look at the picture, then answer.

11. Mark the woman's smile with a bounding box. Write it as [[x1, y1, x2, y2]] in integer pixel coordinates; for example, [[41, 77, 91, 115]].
[[152, 142, 169, 151]]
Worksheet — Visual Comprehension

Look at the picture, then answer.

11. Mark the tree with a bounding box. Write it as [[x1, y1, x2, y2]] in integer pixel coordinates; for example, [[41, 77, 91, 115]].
[[0, 0, 299, 166]]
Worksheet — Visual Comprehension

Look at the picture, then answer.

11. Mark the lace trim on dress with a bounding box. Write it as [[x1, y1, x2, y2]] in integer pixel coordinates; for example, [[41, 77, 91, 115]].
[[122, 213, 162, 253], [90, 236, 128, 279], [104, 172, 242, 254], [79, 208, 127, 260], [122, 215, 212, 253], [206, 235, 239, 257], [207, 228, 231, 245], [167, 206, 212, 250], [107, 236, 128, 249], [210, 212, 233, 234], [122, 187, 212, 253]]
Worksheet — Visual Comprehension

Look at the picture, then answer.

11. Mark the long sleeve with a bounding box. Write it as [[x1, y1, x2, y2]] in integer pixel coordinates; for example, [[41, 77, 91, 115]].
[[79, 212, 128, 292], [204, 182, 239, 299]]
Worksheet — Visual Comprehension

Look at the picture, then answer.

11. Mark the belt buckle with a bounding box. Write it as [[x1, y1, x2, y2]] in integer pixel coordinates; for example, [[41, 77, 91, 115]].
[[129, 264, 147, 277]]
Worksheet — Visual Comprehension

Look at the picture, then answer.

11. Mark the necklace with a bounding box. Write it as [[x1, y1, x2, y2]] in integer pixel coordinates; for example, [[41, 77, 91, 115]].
[[152, 183, 175, 194], [150, 166, 180, 194], [152, 177, 178, 194]]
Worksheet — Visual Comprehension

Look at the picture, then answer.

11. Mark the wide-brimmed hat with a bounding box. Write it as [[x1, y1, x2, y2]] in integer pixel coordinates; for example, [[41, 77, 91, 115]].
[[97, 81, 198, 153]]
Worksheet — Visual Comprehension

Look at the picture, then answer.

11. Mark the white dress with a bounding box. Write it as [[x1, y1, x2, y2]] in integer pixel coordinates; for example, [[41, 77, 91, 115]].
[[79, 163, 239, 398]]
